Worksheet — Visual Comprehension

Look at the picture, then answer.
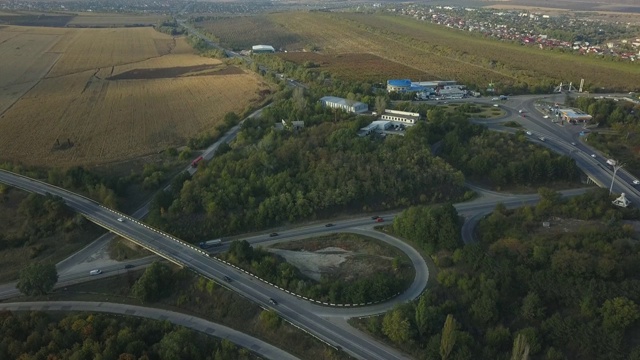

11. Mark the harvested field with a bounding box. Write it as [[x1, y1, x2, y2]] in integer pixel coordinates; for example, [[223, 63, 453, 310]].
[[0, 26, 271, 167], [278, 52, 429, 82], [66, 13, 164, 27], [46, 27, 173, 78], [0, 26, 64, 115]]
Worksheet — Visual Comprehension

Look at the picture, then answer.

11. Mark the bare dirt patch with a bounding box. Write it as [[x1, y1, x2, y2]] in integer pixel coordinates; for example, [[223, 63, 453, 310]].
[[536, 217, 603, 236], [268, 233, 413, 283], [278, 52, 429, 82], [269, 247, 351, 281]]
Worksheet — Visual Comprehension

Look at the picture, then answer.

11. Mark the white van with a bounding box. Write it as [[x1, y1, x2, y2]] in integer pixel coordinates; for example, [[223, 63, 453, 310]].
[[89, 269, 102, 276]]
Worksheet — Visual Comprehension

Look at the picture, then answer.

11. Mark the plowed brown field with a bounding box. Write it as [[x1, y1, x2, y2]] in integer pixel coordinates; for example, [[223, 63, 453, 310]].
[[0, 26, 270, 167]]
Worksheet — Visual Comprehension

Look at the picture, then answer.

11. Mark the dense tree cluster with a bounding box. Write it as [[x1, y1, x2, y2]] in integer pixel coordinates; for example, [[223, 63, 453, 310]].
[[1, 163, 123, 208], [147, 108, 465, 240], [223, 240, 407, 304], [440, 124, 581, 188], [0, 192, 82, 251], [131, 262, 175, 303], [568, 97, 640, 171], [155, 18, 185, 36], [393, 204, 463, 254], [186, 35, 227, 59], [0, 311, 254, 360], [16, 262, 58, 296], [188, 112, 242, 150], [569, 97, 640, 128], [364, 189, 640, 359]]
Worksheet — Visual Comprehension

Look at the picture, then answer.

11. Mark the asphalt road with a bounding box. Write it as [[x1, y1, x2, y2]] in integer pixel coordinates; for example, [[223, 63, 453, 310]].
[[491, 95, 640, 206], [0, 92, 633, 359], [54, 106, 268, 276], [0, 169, 409, 360], [0, 301, 299, 360]]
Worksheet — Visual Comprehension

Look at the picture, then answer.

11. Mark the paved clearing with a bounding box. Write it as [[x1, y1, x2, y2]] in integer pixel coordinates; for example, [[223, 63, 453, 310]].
[[269, 247, 351, 281]]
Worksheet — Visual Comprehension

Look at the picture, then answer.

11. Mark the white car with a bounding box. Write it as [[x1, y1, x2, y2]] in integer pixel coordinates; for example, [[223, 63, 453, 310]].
[[526, 131, 532, 135], [633, 180, 640, 185], [591, 154, 597, 158], [539, 137, 545, 141], [89, 269, 102, 276], [543, 115, 549, 119], [571, 142, 576, 146], [493, 104, 499, 107], [117, 217, 124, 222]]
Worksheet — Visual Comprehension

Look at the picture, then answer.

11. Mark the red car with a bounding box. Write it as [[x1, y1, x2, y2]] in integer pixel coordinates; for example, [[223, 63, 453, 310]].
[[375, 217, 384, 223]]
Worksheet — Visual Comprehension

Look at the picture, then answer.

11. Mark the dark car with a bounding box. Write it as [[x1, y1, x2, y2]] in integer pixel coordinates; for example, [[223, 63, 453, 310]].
[[224, 276, 232, 283], [371, 215, 379, 220], [375, 217, 384, 223], [269, 298, 278, 305], [325, 223, 334, 227], [269, 232, 279, 237], [124, 264, 135, 269]]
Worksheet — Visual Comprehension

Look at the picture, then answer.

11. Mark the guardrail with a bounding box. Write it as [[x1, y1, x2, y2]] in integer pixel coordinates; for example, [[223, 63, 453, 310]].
[[213, 257, 400, 308], [2, 169, 406, 309], [0, 169, 101, 205]]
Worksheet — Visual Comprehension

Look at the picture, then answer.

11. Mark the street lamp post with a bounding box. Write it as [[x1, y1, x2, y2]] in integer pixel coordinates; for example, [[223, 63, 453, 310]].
[[610, 161, 624, 195]]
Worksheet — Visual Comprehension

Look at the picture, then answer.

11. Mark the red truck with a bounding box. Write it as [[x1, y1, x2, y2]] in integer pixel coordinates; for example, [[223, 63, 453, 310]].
[[191, 156, 204, 168]]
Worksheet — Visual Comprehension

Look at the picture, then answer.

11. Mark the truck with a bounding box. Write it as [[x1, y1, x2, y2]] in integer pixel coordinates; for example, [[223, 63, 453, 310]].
[[191, 156, 204, 168], [606, 159, 617, 167], [199, 239, 222, 249]]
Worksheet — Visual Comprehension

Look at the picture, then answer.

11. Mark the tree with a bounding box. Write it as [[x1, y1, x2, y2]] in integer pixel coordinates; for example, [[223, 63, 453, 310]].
[[223, 112, 240, 128], [521, 292, 546, 321], [601, 297, 640, 332], [375, 96, 387, 115], [130, 262, 174, 302], [258, 310, 281, 330], [511, 333, 530, 360], [440, 314, 457, 360], [16, 263, 58, 296], [346, 92, 357, 107], [292, 87, 307, 115], [382, 307, 413, 344]]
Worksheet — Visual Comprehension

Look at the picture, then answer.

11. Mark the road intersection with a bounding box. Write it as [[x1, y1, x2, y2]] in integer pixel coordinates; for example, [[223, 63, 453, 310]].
[[0, 92, 635, 359]]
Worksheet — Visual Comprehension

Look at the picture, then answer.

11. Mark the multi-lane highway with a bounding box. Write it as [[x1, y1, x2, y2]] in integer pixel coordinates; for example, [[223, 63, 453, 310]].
[[0, 169, 409, 360], [0, 92, 634, 359]]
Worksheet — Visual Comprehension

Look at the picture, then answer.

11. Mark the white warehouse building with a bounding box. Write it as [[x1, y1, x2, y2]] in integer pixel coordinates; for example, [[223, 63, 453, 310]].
[[252, 45, 275, 54], [380, 109, 420, 125], [319, 96, 369, 114]]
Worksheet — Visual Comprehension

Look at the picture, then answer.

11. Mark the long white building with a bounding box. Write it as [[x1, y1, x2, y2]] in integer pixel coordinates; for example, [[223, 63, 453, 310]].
[[319, 96, 369, 114], [380, 109, 420, 125]]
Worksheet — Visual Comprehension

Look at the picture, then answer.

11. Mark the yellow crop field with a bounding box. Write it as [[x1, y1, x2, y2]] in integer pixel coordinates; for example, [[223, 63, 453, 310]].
[[0, 26, 270, 167], [47, 27, 172, 78], [0, 26, 64, 115]]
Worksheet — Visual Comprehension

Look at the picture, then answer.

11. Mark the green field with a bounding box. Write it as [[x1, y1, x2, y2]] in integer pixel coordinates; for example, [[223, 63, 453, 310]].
[[195, 12, 640, 92]]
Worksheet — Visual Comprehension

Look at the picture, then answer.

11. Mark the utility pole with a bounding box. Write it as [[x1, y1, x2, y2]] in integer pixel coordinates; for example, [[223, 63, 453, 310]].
[[610, 161, 624, 195]]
